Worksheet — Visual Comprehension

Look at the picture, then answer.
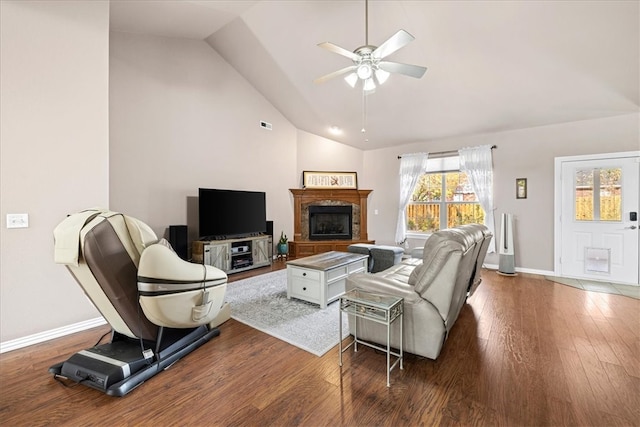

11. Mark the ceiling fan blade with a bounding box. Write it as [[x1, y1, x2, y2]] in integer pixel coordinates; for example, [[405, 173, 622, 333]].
[[378, 61, 427, 79], [317, 42, 361, 61], [314, 65, 357, 84], [372, 29, 415, 59]]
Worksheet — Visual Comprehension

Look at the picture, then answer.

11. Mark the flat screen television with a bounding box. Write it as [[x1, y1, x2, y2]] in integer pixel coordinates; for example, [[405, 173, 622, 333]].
[[198, 188, 266, 239]]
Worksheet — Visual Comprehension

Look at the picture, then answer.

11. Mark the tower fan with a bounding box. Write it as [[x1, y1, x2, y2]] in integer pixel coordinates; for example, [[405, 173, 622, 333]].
[[498, 213, 517, 276]]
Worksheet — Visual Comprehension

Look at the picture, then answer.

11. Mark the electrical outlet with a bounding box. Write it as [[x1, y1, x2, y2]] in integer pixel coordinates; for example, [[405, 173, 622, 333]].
[[6, 213, 29, 229]]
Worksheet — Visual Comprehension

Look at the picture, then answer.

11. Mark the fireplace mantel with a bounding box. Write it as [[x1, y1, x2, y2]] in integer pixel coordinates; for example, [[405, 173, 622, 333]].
[[288, 188, 373, 257]]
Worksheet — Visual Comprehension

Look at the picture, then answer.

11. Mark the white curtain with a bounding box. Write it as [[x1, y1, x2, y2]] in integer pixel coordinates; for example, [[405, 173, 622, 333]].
[[459, 145, 496, 253], [395, 152, 429, 245]]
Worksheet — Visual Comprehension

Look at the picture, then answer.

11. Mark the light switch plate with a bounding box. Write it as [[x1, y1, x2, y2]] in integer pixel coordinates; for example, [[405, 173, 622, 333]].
[[6, 213, 29, 228]]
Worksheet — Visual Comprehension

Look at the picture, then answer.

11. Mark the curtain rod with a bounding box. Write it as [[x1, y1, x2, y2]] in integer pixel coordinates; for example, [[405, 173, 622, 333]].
[[397, 145, 497, 159]]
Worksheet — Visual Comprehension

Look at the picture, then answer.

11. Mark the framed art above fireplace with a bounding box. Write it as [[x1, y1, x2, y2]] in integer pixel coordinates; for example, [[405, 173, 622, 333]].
[[302, 171, 357, 189]]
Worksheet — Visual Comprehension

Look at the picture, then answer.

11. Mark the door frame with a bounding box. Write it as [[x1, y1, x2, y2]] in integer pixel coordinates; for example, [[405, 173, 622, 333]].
[[554, 151, 640, 281]]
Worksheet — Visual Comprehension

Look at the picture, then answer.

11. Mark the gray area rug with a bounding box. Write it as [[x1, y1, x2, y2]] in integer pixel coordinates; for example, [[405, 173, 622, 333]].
[[224, 270, 349, 356]]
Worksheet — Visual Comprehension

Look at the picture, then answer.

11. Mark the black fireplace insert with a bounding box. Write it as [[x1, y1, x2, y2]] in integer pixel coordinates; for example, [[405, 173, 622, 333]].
[[308, 205, 353, 240]]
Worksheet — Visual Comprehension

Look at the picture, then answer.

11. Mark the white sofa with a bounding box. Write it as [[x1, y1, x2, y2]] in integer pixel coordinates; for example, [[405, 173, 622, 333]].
[[345, 224, 492, 359]]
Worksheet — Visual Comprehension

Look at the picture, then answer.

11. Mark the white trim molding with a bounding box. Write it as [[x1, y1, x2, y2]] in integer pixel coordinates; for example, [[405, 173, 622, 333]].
[[484, 264, 554, 277], [0, 317, 107, 354]]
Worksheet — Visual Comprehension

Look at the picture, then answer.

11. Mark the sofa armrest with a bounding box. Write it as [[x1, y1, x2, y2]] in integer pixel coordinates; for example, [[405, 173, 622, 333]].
[[346, 272, 424, 305]]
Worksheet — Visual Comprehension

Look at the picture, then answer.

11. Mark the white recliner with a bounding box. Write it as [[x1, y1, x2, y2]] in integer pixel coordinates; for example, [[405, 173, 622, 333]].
[[50, 209, 230, 396]]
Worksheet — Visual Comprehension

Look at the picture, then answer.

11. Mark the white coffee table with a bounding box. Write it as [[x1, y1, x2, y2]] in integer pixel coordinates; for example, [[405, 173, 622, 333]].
[[286, 251, 368, 308]]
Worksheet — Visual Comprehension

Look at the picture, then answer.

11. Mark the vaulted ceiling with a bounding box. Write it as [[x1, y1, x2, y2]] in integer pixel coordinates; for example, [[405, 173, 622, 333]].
[[110, 1, 639, 150]]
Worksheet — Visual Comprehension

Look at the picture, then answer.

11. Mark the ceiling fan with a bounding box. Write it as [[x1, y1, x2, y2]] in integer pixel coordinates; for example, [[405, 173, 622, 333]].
[[314, 0, 427, 92]]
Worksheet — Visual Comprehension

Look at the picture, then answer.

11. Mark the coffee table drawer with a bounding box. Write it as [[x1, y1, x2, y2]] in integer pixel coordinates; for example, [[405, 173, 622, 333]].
[[290, 278, 320, 300], [290, 268, 320, 281]]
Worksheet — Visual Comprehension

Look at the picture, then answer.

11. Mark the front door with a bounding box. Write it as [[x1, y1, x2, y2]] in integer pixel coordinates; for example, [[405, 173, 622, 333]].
[[557, 153, 639, 285]]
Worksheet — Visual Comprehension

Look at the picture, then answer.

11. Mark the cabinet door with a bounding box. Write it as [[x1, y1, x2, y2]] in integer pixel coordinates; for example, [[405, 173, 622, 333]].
[[205, 243, 230, 271], [314, 244, 333, 253], [253, 237, 270, 265]]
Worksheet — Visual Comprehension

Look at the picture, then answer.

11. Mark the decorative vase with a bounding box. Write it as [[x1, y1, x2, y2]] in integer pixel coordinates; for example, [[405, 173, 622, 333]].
[[277, 243, 288, 254]]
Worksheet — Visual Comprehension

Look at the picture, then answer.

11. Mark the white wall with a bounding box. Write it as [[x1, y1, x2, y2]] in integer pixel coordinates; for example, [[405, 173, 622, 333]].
[[0, 1, 110, 342], [109, 32, 298, 244], [364, 113, 640, 273], [296, 129, 364, 185]]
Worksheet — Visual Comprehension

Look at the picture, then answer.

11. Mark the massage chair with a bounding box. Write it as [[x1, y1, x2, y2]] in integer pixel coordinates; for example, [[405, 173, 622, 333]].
[[49, 209, 230, 396]]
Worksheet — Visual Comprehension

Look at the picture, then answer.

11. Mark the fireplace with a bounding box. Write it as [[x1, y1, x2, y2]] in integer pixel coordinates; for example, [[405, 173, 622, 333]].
[[309, 205, 353, 240], [288, 188, 373, 257]]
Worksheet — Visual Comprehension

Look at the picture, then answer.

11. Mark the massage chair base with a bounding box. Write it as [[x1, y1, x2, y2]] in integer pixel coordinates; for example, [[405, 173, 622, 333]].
[[49, 325, 219, 397]]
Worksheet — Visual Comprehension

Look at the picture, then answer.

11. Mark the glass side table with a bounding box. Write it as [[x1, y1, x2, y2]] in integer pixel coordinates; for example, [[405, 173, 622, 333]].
[[339, 288, 403, 387]]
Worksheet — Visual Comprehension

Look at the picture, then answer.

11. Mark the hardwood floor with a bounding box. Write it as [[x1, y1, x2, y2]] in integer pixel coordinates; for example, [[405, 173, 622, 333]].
[[1, 263, 638, 426]]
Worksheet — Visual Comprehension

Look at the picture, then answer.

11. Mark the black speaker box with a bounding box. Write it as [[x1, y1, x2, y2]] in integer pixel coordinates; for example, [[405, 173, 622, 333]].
[[169, 225, 188, 260], [266, 220, 274, 259]]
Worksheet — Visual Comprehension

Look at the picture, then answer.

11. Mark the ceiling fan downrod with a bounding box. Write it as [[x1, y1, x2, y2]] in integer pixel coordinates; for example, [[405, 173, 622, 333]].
[[364, 0, 369, 46]]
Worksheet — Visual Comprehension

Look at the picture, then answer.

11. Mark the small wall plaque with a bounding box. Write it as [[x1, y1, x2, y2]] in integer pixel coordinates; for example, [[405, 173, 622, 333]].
[[516, 178, 527, 199]]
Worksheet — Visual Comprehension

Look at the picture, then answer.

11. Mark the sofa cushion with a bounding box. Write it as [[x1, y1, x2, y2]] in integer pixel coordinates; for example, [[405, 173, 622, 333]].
[[413, 239, 464, 296], [420, 232, 451, 263], [408, 263, 423, 286]]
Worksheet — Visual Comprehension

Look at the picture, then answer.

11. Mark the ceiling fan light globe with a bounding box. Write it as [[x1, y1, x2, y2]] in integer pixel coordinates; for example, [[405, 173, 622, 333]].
[[344, 73, 358, 88], [363, 78, 376, 92], [375, 69, 390, 85], [356, 63, 373, 80]]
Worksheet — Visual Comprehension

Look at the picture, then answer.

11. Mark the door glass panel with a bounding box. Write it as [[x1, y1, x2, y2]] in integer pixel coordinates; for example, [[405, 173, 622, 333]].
[[574, 167, 622, 222], [599, 168, 622, 221], [575, 169, 594, 221]]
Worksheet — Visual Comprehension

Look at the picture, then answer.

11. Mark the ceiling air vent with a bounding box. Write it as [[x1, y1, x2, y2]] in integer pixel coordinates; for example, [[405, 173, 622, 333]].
[[260, 121, 272, 130]]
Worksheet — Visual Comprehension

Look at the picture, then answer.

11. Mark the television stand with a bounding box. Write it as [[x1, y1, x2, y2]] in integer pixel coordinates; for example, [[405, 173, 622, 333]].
[[192, 235, 272, 274]]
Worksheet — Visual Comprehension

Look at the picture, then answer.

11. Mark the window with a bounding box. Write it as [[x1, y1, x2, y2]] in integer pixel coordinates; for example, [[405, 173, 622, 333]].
[[406, 170, 484, 233]]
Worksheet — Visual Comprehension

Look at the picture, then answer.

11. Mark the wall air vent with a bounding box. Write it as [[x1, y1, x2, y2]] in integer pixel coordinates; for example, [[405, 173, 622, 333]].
[[260, 121, 272, 130]]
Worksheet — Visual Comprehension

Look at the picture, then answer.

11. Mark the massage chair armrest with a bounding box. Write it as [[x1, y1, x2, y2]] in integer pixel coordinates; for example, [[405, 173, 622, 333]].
[[137, 244, 228, 329], [138, 244, 227, 283], [346, 272, 424, 305]]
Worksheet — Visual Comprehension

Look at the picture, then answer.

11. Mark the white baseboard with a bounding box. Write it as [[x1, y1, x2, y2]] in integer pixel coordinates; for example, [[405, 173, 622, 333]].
[[0, 317, 107, 354], [484, 264, 554, 277]]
